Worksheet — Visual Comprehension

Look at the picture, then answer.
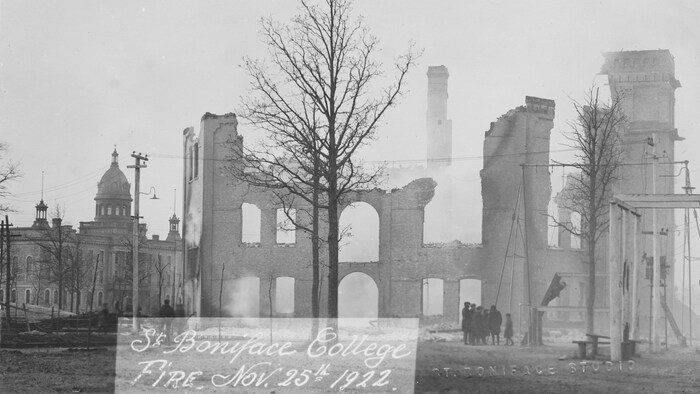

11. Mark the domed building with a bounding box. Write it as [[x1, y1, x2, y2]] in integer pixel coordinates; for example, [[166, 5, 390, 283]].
[[3, 149, 183, 317], [94, 149, 132, 222]]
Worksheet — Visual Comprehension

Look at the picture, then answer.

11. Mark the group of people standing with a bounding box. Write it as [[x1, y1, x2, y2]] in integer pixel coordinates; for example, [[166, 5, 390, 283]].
[[461, 302, 514, 346]]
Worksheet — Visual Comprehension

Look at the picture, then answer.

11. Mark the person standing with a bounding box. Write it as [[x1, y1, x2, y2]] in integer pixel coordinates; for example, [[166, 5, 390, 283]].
[[98, 303, 109, 335], [473, 306, 485, 345], [504, 313, 514, 346], [461, 302, 472, 345], [469, 304, 478, 344], [489, 305, 503, 345], [482, 309, 490, 344], [159, 299, 175, 344]]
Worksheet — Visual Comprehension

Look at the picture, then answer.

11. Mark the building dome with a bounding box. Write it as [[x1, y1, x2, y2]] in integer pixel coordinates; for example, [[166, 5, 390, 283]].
[[94, 148, 132, 221]]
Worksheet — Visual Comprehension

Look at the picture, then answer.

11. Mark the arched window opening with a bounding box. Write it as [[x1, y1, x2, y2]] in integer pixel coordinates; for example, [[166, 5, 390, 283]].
[[44, 289, 50, 306], [26, 256, 33, 281], [25, 289, 31, 304], [339, 272, 378, 319], [422, 278, 444, 316], [339, 202, 379, 262], [189, 146, 194, 181], [53, 290, 58, 305], [98, 292, 103, 307], [11, 289, 17, 303], [241, 203, 262, 243], [194, 143, 199, 178], [276, 208, 296, 244], [275, 277, 295, 315], [107, 205, 112, 215]]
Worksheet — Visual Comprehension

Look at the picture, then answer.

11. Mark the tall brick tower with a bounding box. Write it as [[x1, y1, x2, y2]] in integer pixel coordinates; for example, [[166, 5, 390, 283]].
[[481, 97, 555, 316], [426, 66, 453, 168], [601, 50, 681, 333]]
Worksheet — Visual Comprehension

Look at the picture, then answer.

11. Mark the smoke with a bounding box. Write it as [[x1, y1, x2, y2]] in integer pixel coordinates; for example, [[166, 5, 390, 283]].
[[222, 276, 260, 320], [383, 164, 482, 245]]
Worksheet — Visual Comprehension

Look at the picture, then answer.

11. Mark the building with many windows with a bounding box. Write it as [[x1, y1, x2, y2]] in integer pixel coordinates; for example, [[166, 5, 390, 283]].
[[1, 149, 182, 316]]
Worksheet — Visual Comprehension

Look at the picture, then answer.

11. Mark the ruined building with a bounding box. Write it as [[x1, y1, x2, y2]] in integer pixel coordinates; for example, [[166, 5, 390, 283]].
[[182, 50, 681, 337]]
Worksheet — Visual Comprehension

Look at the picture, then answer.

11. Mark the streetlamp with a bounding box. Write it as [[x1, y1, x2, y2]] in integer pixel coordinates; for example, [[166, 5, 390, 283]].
[[141, 187, 160, 200]]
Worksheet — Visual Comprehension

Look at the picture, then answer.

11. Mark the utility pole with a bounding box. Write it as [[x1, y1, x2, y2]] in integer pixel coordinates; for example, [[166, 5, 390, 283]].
[[649, 135, 660, 353], [681, 161, 694, 346], [4, 216, 20, 324], [128, 152, 148, 333], [3, 219, 9, 324]]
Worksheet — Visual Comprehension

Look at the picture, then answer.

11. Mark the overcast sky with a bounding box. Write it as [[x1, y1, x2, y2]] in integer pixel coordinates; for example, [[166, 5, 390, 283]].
[[2, 0, 699, 280]]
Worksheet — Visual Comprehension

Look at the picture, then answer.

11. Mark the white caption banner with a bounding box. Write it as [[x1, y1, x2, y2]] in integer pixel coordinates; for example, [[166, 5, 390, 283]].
[[115, 318, 418, 393]]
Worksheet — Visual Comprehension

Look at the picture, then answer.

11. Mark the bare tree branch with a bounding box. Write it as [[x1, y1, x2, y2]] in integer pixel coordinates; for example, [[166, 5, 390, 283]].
[[224, 0, 419, 319], [554, 86, 627, 333]]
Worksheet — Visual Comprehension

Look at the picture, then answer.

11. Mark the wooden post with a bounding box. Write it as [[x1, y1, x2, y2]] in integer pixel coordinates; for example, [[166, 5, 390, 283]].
[[609, 202, 622, 362], [621, 211, 627, 341], [631, 215, 640, 340]]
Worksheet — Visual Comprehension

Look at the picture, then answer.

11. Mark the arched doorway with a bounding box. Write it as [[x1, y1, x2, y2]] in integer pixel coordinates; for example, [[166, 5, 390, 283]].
[[338, 272, 378, 319]]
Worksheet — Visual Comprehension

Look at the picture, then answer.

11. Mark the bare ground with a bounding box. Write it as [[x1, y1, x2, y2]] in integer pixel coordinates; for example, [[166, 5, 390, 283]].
[[1, 340, 699, 393]]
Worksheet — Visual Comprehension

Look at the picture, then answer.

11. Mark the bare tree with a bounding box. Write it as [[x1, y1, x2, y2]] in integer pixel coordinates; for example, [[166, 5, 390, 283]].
[[64, 236, 91, 312], [154, 255, 171, 307], [230, 0, 417, 318], [113, 234, 151, 314], [0, 142, 20, 213], [88, 252, 101, 313], [28, 253, 52, 306], [554, 87, 627, 333]]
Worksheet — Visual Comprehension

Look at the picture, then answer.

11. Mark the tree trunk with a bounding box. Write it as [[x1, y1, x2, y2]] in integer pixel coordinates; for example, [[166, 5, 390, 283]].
[[310, 166, 321, 341], [587, 240, 596, 334], [312, 157, 320, 321], [586, 173, 597, 334], [327, 171, 339, 319], [327, 197, 339, 318]]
